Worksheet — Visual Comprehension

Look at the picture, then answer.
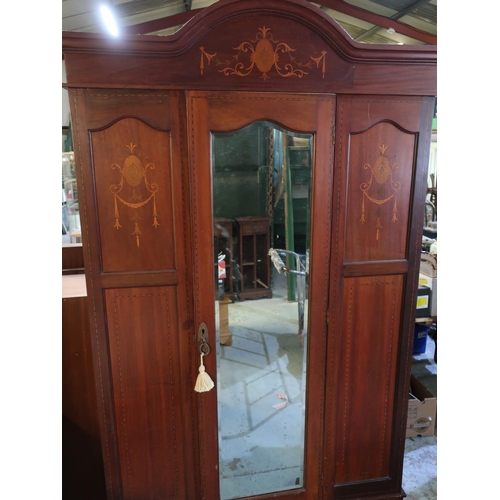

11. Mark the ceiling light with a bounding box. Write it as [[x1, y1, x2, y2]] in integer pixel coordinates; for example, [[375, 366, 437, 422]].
[[100, 4, 119, 36], [387, 27, 396, 35]]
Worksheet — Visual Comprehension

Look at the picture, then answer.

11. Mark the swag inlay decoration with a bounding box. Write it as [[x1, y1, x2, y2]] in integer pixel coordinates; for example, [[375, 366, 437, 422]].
[[359, 144, 401, 241], [199, 26, 327, 79], [110, 142, 160, 247]]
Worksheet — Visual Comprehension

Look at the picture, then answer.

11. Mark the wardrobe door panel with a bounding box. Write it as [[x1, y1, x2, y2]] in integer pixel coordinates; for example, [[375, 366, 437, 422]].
[[91, 119, 175, 272], [188, 91, 335, 500], [325, 95, 434, 500], [105, 286, 183, 499], [345, 122, 416, 262], [335, 275, 403, 483], [69, 89, 197, 500]]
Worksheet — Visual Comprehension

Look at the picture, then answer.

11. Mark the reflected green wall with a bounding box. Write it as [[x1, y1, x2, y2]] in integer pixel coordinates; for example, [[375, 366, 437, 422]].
[[213, 123, 269, 218]]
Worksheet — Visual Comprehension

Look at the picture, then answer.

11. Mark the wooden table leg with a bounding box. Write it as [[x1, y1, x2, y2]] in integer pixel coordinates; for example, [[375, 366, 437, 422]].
[[219, 296, 233, 346]]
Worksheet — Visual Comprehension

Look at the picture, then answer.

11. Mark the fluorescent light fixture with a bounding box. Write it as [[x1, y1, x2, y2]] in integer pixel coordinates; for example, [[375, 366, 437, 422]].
[[100, 4, 119, 36]]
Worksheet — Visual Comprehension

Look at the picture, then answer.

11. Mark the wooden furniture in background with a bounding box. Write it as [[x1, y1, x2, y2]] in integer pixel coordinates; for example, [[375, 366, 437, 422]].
[[62, 243, 85, 275], [62, 1, 436, 498], [62, 273, 105, 499], [235, 216, 272, 300]]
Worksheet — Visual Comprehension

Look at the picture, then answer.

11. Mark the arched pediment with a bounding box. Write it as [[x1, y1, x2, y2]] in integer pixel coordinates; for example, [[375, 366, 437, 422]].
[[62, 0, 436, 95]]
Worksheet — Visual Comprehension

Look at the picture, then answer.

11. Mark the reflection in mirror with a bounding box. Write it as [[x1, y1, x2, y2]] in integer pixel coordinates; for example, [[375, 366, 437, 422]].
[[212, 122, 313, 499]]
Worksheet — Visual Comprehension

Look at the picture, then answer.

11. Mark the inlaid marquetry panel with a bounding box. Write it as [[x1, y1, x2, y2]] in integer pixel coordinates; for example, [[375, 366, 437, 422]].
[[91, 118, 175, 273], [105, 286, 183, 500], [193, 14, 353, 90], [345, 122, 416, 263], [335, 275, 403, 483], [199, 26, 327, 80]]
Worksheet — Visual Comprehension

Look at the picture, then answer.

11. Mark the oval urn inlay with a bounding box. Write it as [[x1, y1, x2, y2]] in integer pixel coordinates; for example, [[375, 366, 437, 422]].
[[254, 38, 276, 74]]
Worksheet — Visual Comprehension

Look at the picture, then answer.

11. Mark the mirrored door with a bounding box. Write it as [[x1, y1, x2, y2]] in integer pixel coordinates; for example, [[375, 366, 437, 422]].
[[188, 92, 335, 500], [213, 122, 312, 498]]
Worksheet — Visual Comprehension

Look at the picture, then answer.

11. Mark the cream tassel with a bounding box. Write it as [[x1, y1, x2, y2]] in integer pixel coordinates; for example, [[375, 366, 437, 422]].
[[194, 353, 214, 392]]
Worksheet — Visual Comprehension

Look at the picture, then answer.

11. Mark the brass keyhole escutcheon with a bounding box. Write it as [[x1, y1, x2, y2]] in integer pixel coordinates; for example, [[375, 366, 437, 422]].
[[198, 322, 210, 355]]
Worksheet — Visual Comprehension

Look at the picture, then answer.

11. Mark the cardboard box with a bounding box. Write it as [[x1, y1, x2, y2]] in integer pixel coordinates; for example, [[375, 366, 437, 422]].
[[406, 374, 437, 438], [419, 273, 437, 316], [415, 286, 431, 317], [420, 253, 437, 278]]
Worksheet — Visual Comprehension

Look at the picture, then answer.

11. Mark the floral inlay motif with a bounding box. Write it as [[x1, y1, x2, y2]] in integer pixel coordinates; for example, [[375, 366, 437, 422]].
[[199, 26, 326, 80]]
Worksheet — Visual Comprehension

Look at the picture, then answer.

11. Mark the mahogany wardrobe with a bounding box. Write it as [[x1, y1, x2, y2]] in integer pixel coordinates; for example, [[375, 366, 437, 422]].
[[62, 1, 437, 499]]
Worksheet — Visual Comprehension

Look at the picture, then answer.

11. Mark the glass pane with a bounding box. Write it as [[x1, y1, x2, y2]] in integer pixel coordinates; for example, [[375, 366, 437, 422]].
[[212, 122, 313, 499]]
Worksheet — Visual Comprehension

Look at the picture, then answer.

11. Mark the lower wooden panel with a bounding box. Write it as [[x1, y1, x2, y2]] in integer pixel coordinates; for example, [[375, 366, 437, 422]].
[[105, 286, 186, 499], [335, 275, 403, 484]]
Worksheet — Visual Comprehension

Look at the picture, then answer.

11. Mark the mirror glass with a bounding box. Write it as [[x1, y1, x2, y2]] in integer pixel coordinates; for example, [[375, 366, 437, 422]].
[[212, 121, 313, 499]]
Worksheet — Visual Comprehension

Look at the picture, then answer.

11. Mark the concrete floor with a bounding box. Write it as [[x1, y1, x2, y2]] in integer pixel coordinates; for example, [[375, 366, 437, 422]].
[[215, 275, 437, 500], [216, 281, 307, 499]]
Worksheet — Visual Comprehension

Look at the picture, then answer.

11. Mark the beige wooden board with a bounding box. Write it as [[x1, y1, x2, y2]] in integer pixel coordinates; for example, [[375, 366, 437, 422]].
[[62, 274, 87, 298]]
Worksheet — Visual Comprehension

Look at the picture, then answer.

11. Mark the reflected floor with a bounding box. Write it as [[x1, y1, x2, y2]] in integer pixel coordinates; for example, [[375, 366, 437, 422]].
[[216, 296, 308, 499]]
